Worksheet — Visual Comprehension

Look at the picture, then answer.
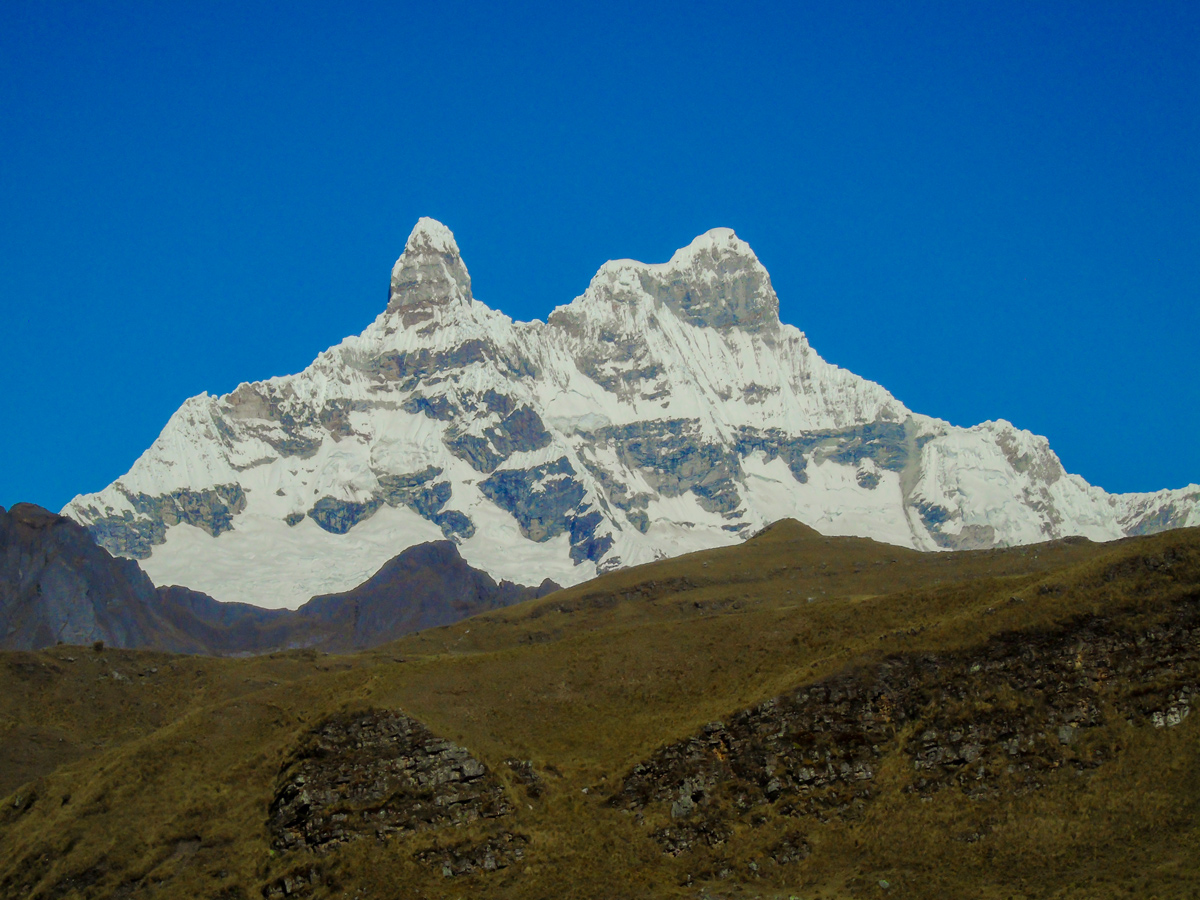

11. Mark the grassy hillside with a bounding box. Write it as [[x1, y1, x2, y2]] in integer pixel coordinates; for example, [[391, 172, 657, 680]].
[[1, 522, 1197, 899]]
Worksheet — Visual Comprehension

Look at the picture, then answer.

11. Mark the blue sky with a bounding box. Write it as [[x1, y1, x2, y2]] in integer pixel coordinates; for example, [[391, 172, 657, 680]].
[[2, 0, 1197, 511]]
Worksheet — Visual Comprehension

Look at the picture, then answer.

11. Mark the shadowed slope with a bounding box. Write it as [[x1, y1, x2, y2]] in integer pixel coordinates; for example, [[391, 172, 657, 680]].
[[0, 503, 212, 652], [0, 505, 556, 655], [296, 541, 560, 652]]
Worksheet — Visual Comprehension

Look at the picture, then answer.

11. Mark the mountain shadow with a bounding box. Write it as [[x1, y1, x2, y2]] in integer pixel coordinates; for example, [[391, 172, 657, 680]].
[[0, 503, 558, 655]]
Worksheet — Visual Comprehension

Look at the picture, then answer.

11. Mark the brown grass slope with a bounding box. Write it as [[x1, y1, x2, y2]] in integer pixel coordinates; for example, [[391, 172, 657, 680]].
[[0, 521, 1197, 900]]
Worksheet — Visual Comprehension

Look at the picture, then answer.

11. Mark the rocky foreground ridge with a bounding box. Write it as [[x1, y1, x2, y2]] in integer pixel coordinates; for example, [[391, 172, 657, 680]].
[[0, 503, 554, 653], [63, 218, 1200, 606], [243, 540, 1200, 895], [612, 566, 1198, 865], [210, 538, 1200, 895]]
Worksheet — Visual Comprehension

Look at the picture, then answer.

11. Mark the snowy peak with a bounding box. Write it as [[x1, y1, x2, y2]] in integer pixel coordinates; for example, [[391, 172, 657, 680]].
[[61, 219, 1200, 610], [667, 226, 757, 269], [388, 217, 473, 311], [583, 227, 779, 333], [405, 216, 460, 255], [659, 226, 779, 332]]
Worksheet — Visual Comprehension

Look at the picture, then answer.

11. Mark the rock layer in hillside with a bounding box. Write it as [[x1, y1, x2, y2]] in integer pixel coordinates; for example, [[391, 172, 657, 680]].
[[613, 551, 1199, 862], [268, 709, 513, 853]]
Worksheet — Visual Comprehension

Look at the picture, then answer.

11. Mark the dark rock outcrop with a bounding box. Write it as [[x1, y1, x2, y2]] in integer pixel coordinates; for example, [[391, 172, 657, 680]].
[[267, 708, 533, 889], [269, 709, 510, 853], [414, 831, 529, 877], [478, 458, 612, 563], [613, 578, 1200, 853], [734, 421, 925, 487], [558, 322, 664, 398], [305, 466, 475, 539], [373, 339, 538, 393], [598, 420, 743, 516], [307, 495, 382, 535], [502, 758, 545, 798], [376, 467, 450, 517], [445, 405, 552, 473], [402, 392, 456, 421], [479, 458, 586, 541]]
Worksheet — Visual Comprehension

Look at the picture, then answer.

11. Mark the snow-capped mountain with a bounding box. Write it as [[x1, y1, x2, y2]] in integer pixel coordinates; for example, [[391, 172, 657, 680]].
[[64, 219, 1200, 608]]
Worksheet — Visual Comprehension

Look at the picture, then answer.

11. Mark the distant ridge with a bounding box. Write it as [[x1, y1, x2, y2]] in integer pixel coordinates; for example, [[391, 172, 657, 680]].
[[0, 503, 557, 654], [289, 541, 560, 653], [747, 518, 825, 544]]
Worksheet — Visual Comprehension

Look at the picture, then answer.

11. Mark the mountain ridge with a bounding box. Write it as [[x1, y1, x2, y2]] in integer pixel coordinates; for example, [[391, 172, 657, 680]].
[[62, 219, 1200, 607], [0, 503, 555, 653]]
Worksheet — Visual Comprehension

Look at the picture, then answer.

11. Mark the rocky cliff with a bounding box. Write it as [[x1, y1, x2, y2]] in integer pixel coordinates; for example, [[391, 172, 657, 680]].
[[614, 568, 1198, 859], [62, 219, 1200, 606], [0, 503, 193, 651]]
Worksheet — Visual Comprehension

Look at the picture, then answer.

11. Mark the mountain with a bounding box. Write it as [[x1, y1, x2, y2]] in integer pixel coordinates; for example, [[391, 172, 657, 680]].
[[0, 502, 204, 652], [4, 521, 1198, 898], [63, 218, 1200, 607], [0, 503, 554, 653], [286, 542, 559, 653]]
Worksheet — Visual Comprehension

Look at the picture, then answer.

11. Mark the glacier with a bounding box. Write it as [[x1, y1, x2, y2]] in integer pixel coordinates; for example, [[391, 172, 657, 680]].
[[63, 218, 1200, 608]]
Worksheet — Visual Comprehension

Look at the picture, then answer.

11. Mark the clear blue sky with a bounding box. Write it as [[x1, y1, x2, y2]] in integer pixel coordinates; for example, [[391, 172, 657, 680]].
[[2, 0, 1197, 511]]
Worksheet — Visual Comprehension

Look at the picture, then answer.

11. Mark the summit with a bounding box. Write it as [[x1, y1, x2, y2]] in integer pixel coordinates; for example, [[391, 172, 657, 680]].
[[64, 220, 1200, 607]]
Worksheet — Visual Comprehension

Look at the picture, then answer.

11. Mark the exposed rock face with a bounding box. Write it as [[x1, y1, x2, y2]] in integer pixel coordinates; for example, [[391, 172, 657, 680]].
[[73, 484, 246, 559], [307, 495, 380, 535], [303, 466, 475, 540], [266, 710, 533, 892], [269, 709, 511, 853], [389, 217, 474, 311], [1116, 486, 1200, 536], [0, 502, 293, 654], [502, 758, 545, 798], [479, 458, 580, 539], [413, 831, 529, 877], [0, 505, 555, 653], [445, 405, 552, 473], [597, 420, 744, 517], [629, 226, 779, 333], [376, 467, 475, 539], [62, 218, 1200, 607], [612, 558, 1200, 855], [0, 503, 165, 649]]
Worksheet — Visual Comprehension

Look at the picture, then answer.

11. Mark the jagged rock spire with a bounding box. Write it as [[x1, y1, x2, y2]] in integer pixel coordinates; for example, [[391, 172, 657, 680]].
[[388, 218, 473, 311]]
